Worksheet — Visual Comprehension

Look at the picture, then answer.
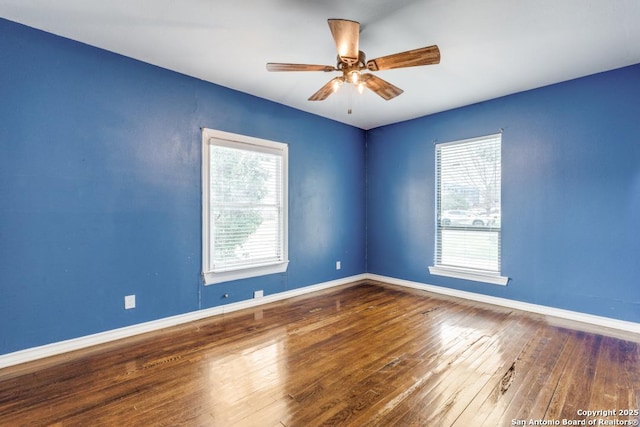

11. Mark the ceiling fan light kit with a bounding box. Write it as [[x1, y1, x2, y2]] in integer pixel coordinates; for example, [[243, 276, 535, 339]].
[[266, 18, 440, 105]]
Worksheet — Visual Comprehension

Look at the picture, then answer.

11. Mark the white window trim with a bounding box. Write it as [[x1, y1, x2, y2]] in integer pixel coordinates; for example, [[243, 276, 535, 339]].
[[201, 128, 289, 285], [430, 133, 509, 286], [429, 266, 509, 286]]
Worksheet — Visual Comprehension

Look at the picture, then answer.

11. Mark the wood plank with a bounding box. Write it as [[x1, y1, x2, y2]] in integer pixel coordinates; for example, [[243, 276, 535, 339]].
[[450, 314, 544, 426], [1, 281, 638, 426], [476, 323, 569, 425], [376, 309, 531, 426]]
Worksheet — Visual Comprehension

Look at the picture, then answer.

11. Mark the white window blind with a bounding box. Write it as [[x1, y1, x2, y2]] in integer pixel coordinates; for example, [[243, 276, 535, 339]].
[[432, 133, 506, 284], [202, 129, 288, 285]]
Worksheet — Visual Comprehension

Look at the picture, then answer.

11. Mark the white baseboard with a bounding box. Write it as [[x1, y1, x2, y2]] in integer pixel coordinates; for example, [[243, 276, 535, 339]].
[[367, 273, 640, 336], [2, 272, 638, 370], [0, 274, 367, 370]]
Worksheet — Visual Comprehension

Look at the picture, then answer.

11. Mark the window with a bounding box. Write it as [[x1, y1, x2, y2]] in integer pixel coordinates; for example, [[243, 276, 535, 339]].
[[202, 128, 288, 285], [429, 133, 508, 285]]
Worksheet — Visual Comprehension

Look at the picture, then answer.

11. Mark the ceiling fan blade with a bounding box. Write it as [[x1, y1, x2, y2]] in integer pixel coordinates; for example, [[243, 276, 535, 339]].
[[308, 77, 342, 101], [360, 74, 404, 100], [266, 63, 336, 72], [328, 19, 360, 65], [366, 45, 440, 71]]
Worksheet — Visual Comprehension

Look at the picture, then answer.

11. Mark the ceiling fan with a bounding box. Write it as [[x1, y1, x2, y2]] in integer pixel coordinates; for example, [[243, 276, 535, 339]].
[[266, 19, 440, 102]]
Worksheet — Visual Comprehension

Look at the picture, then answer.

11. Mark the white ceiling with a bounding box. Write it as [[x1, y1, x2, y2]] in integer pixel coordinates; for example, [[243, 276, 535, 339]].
[[2, 0, 639, 129]]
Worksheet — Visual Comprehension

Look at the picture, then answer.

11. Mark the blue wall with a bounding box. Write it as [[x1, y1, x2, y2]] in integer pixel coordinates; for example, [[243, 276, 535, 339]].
[[367, 64, 640, 323], [2, 16, 639, 357], [0, 18, 366, 354]]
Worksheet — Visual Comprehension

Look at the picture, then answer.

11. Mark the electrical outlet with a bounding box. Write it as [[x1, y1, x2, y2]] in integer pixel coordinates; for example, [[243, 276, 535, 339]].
[[124, 294, 136, 309], [254, 290, 264, 298], [336, 261, 341, 270]]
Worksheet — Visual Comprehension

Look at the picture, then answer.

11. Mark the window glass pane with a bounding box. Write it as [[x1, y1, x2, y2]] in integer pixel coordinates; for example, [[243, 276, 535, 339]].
[[435, 134, 501, 273], [209, 143, 283, 271], [439, 229, 500, 271]]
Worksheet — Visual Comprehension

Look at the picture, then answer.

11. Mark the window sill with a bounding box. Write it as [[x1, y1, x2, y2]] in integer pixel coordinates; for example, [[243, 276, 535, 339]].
[[203, 261, 289, 285], [428, 266, 509, 286]]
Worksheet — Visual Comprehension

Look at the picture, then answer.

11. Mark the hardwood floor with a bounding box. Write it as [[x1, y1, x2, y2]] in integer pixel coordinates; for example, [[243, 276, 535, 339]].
[[1, 281, 639, 426]]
